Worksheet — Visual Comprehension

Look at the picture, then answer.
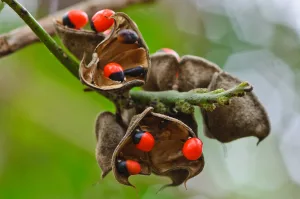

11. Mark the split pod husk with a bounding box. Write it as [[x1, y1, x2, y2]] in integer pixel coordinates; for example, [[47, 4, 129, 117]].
[[79, 12, 150, 93], [111, 107, 205, 189]]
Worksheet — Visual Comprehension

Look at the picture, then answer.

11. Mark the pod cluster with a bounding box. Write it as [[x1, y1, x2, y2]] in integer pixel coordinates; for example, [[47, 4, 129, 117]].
[[55, 8, 270, 192]]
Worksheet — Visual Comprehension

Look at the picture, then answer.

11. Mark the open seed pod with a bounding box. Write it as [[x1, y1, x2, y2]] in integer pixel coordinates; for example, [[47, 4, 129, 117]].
[[54, 20, 105, 63], [95, 112, 126, 178], [201, 72, 270, 144], [79, 13, 150, 93], [111, 107, 204, 188], [144, 52, 221, 91]]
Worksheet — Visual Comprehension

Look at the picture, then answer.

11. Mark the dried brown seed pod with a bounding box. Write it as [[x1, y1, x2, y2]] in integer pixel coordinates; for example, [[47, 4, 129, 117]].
[[201, 72, 270, 144], [178, 55, 222, 91], [95, 112, 125, 178], [144, 52, 221, 91], [54, 20, 105, 63], [111, 107, 204, 188], [143, 53, 178, 91], [80, 12, 150, 92]]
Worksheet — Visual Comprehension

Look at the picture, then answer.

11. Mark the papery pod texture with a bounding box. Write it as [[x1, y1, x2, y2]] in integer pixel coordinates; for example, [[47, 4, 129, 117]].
[[95, 112, 125, 178], [80, 13, 150, 93], [145, 52, 270, 143], [54, 20, 105, 63], [201, 72, 270, 144], [111, 107, 204, 189], [144, 53, 221, 91]]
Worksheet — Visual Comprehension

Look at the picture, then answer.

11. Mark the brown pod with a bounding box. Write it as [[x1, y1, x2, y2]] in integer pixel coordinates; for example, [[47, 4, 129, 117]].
[[111, 107, 204, 188], [54, 20, 105, 63], [201, 72, 270, 144], [144, 53, 221, 92], [143, 53, 178, 91], [178, 55, 222, 91], [80, 13, 150, 92], [95, 112, 126, 178]]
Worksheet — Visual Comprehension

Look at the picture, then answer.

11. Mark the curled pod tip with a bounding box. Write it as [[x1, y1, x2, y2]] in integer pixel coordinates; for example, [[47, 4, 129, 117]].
[[201, 72, 270, 144]]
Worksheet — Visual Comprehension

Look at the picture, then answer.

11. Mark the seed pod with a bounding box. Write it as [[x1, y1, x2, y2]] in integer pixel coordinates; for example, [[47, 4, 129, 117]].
[[54, 20, 105, 63], [143, 53, 178, 91], [117, 29, 139, 44], [95, 112, 125, 178], [111, 107, 204, 188], [144, 53, 221, 92], [157, 48, 180, 61], [79, 13, 150, 93], [178, 55, 222, 91], [201, 72, 270, 144]]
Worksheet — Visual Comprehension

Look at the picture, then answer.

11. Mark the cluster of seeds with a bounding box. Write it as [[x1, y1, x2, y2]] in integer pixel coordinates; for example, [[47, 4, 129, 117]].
[[55, 8, 270, 190], [116, 127, 203, 176], [62, 9, 114, 32], [62, 9, 147, 83]]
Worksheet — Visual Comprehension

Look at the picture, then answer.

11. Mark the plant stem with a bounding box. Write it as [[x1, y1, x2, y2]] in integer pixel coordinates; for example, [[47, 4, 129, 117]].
[[2, 0, 79, 78], [130, 82, 253, 111]]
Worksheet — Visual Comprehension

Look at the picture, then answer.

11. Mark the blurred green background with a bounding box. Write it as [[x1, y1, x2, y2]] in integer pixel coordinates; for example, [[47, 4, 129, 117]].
[[1, 0, 300, 199]]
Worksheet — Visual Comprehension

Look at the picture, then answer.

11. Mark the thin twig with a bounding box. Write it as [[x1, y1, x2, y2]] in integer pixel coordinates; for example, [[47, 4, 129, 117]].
[[0, 0, 154, 58]]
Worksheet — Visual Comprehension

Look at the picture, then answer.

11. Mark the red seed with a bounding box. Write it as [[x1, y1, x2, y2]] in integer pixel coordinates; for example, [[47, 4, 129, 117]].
[[103, 63, 124, 82], [91, 9, 115, 32], [182, 138, 203, 160], [135, 131, 155, 152], [62, 10, 88, 29], [126, 160, 141, 175]]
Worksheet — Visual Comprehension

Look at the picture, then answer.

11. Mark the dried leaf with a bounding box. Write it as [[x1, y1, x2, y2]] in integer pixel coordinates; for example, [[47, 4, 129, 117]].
[[111, 107, 204, 188], [201, 72, 270, 144], [80, 13, 150, 92], [54, 20, 105, 63], [95, 112, 125, 178]]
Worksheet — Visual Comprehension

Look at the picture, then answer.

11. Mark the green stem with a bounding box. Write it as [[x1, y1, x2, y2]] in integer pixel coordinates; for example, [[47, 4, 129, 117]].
[[2, 0, 79, 78], [130, 82, 253, 112]]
